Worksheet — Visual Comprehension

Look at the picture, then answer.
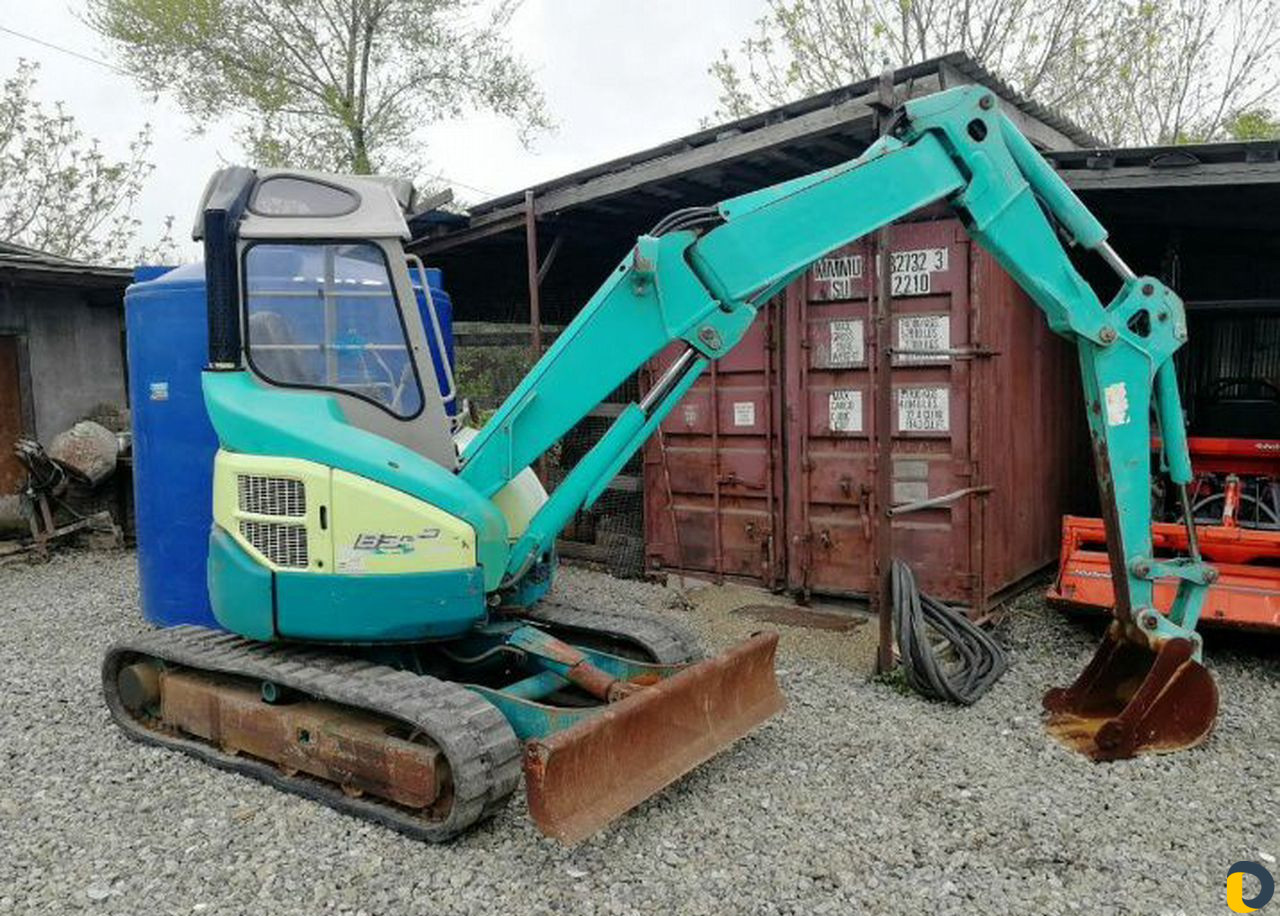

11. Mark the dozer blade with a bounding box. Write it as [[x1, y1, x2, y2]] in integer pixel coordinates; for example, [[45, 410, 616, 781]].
[[524, 631, 784, 844], [1042, 623, 1218, 761]]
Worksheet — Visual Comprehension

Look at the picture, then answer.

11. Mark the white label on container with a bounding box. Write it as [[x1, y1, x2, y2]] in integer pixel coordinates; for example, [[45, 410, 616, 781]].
[[811, 254, 864, 299], [893, 459, 930, 481], [897, 387, 950, 432], [896, 314, 950, 364], [829, 389, 863, 433], [149, 381, 169, 401], [893, 480, 930, 503], [1104, 382, 1130, 427], [829, 319, 865, 367], [890, 247, 948, 297], [733, 401, 756, 427], [682, 404, 700, 426]]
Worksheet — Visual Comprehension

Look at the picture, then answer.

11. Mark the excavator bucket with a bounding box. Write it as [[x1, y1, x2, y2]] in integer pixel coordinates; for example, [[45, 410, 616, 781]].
[[1042, 622, 1218, 761], [524, 631, 784, 844]]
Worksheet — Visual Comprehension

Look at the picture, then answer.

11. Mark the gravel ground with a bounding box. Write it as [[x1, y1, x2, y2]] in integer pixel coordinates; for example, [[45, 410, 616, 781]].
[[2, 549, 1278, 915]]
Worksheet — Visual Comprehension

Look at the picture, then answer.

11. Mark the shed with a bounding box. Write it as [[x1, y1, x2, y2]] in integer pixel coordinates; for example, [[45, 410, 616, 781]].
[[0, 241, 131, 494], [411, 52, 1096, 327]]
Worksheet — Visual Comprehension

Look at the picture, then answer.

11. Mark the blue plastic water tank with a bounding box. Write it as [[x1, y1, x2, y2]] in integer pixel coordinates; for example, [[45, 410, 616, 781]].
[[127, 262, 458, 629], [128, 263, 221, 628], [417, 267, 456, 416]]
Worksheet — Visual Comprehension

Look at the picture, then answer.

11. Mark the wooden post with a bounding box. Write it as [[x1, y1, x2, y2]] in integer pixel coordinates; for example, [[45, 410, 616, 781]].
[[524, 189, 542, 359]]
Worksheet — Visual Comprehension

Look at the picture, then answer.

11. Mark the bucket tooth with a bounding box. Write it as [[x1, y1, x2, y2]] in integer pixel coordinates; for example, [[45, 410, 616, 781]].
[[524, 631, 783, 844], [1043, 624, 1218, 761]]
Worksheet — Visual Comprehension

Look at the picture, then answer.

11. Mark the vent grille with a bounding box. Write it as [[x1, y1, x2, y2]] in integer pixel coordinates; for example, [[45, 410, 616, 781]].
[[238, 474, 306, 517], [240, 520, 309, 568]]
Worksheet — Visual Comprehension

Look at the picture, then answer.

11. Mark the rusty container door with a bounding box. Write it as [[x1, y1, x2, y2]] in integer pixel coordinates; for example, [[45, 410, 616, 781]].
[[0, 336, 26, 495], [783, 236, 877, 596], [778, 221, 977, 601], [643, 302, 784, 585], [788, 220, 980, 602], [787, 217, 1084, 608]]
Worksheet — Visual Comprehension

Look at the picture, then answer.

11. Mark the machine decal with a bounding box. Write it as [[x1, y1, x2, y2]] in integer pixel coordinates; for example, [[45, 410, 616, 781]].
[[1105, 381, 1130, 426], [351, 529, 442, 555]]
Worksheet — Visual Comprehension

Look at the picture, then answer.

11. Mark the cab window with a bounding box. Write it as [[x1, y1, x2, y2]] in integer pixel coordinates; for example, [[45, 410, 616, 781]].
[[250, 177, 358, 217], [243, 242, 423, 418]]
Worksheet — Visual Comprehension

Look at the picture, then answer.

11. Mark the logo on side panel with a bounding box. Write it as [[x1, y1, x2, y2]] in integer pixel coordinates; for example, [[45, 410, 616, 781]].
[[351, 529, 441, 555]]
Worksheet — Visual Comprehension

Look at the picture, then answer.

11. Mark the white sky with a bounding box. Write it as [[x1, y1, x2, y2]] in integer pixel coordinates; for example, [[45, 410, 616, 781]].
[[0, 1, 764, 257]]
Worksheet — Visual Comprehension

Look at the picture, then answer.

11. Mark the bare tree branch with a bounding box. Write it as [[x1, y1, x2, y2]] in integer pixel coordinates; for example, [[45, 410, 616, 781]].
[[708, 0, 1280, 145]]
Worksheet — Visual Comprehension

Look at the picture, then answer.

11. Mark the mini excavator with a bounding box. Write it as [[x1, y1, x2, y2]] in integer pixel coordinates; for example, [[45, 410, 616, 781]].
[[104, 86, 1218, 845]]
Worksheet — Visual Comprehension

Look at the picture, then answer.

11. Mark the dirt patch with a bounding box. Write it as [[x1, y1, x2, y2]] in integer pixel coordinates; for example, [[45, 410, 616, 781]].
[[732, 603, 866, 632], [667, 579, 881, 673]]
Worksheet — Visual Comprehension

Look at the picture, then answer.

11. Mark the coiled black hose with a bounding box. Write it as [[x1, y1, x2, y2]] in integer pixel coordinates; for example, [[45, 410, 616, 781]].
[[891, 560, 1008, 705]]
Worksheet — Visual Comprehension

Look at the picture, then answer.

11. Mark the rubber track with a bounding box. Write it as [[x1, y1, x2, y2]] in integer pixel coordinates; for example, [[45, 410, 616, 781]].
[[102, 626, 522, 843], [522, 602, 704, 664]]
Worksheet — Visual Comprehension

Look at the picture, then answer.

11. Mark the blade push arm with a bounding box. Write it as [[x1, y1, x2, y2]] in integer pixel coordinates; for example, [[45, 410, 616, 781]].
[[466, 86, 1212, 650]]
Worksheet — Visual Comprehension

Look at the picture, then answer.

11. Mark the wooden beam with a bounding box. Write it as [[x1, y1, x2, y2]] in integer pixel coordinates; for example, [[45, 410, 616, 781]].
[[536, 234, 564, 286], [463, 81, 927, 232], [411, 212, 524, 254], [524, 190, 541, 357]]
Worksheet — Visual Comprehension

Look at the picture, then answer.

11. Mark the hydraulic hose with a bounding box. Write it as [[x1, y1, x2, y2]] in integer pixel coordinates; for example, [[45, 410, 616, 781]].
[[891, 560, 1008, 705]]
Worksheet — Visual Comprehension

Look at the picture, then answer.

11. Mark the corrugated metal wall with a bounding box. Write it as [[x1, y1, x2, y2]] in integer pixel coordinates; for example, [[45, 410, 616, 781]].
[[1181, 312, 1280, 425]]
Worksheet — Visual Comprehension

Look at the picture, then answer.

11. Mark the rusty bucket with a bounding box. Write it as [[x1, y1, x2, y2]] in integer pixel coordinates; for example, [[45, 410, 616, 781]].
[[524, 631, 784, 844], [1043, 622, 1218, 761]]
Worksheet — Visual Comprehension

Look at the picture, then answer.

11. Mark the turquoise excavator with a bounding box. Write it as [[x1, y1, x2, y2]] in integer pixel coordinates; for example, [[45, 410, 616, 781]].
[[103, 86, 1218, 844]]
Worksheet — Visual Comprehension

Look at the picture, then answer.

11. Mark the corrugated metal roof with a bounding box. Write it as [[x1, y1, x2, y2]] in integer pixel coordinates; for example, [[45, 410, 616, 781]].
[[466, 52, 1096, 221], [1049, 140, 1280, 191], [0, 240, 131, 285]]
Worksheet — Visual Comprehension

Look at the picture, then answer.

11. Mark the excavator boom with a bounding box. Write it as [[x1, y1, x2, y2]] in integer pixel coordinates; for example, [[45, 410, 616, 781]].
[[466, 85, 1217, 760]]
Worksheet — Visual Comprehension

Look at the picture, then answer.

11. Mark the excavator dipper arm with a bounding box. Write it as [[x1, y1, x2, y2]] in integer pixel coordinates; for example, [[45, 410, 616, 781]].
[[464, 86, 1217, 758]]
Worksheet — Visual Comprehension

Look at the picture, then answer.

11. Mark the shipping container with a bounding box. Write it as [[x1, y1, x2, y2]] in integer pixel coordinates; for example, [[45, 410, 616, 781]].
[[644, 217, 1089, 610], [642, 307, 786, 586]]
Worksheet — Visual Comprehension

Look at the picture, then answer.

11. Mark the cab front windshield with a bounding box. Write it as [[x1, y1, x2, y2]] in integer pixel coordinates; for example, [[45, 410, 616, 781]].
[[243, 242, 423, 419]]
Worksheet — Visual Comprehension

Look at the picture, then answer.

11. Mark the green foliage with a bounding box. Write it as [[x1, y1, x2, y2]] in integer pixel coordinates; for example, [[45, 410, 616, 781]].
[[454, 338, 535, 412], [709, 0, 1280, 146], [1221, 107, 1280, 139], [0, 60, 155, 263], [86, 0, 551, 177]]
